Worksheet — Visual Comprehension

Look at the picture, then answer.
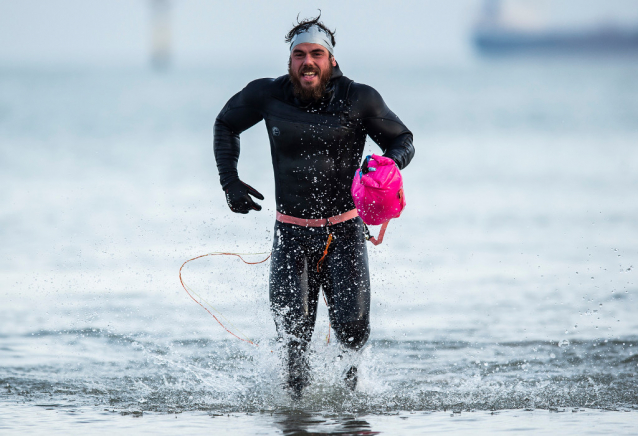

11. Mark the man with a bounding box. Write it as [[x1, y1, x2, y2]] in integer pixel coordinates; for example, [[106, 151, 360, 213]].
[[213, 16, 414, 397]]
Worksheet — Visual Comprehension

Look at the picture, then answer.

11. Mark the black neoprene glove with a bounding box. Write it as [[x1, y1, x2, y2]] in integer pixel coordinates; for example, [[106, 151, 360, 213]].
[[224, 179, 264, 214], [361, 156, 372, 174], [361, 155, 399, 174]]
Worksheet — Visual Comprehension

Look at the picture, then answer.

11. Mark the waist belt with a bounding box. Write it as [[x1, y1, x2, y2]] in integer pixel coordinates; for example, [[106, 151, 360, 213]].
[[276, 209, 358, 227]]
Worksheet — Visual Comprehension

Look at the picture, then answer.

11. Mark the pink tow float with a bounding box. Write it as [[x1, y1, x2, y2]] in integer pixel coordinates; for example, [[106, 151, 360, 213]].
[[351, 154, 406, 245]]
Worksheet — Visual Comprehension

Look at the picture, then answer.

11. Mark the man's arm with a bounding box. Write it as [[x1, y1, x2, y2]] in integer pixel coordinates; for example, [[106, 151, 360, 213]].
[[213, 79, 269, 213], [354, 84, 415, 170], [213, 79, 268, 188]]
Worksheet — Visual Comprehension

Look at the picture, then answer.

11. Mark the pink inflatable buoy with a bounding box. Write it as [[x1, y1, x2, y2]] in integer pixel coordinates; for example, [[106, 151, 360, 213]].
[[351, 154, 406, 245]]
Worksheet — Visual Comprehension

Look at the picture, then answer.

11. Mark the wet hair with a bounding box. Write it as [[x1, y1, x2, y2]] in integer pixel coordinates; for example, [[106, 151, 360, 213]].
[[285, 12, 336, 49]]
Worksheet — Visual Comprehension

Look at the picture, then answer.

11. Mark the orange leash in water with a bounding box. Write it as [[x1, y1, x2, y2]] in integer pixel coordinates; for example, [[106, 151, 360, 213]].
[[179, 252, 271, 346], [180, 236, 337, 346]]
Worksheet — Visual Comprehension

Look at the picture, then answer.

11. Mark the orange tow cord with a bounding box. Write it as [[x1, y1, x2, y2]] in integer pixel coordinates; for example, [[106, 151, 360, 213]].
[[179, 252, 270, 346], [316, 233, 334, 343], [316, 233, 333, 272], [179, 250, 333, 346]]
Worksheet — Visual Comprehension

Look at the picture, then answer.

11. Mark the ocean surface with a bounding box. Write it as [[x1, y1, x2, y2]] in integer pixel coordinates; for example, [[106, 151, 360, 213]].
[[1, 59, 638, 434]]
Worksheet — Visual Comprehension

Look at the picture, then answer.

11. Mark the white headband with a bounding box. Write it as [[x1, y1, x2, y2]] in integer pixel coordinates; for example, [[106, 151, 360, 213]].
[[290, 25, 334, 55]]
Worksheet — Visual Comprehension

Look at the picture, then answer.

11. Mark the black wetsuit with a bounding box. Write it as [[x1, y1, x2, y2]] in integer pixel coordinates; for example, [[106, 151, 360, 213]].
[[213, 64, 414, 391]]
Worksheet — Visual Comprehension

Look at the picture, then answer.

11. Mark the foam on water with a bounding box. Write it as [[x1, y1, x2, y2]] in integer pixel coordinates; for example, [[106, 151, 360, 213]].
[[2, 293, 637, 417]]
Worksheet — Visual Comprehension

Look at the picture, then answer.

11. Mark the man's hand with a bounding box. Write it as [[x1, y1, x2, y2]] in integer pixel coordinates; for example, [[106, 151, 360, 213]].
[[361, 155, 398, 175], [224, 179, 264, 214], [361, 156, 372, 174]]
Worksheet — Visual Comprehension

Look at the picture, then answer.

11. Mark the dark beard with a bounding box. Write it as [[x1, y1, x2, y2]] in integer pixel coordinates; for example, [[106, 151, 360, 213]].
[[288, 62, 333, 102]]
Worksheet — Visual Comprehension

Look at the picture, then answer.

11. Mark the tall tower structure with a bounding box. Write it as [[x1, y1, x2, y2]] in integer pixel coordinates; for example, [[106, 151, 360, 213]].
[[150, 0, 171, 70]]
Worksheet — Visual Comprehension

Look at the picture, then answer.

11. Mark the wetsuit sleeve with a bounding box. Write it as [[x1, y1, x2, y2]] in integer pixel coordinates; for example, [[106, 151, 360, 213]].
[[354, 84, 415, 170], [213, 80, 268, 188]]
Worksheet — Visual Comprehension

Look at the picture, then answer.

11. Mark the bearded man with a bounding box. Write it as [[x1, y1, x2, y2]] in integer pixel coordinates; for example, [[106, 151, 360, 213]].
[[213, 16, 414, 398]]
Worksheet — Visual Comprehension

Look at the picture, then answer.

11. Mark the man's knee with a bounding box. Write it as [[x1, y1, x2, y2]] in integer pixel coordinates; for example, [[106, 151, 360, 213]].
[[333, 319, 370, 350], [272, 308, 314, 343]]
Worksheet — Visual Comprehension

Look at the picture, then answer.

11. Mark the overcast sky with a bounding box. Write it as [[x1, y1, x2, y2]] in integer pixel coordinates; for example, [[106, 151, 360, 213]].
[[1, 0, 637, 68]]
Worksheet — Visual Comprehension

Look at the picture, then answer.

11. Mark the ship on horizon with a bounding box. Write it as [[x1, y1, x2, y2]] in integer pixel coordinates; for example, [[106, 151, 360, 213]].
[[473, 0, 638, 57]]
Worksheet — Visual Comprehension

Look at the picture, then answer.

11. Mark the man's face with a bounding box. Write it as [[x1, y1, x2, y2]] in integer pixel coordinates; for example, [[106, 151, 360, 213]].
[[288, 42, 337, 101]]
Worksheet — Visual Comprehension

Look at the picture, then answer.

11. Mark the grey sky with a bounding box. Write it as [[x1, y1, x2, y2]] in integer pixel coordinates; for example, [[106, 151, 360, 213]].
[[0, 0, 637, 68]]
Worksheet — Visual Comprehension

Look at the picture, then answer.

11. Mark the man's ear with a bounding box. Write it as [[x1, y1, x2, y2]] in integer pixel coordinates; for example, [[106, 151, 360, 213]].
[[331, 56, 337, 67]]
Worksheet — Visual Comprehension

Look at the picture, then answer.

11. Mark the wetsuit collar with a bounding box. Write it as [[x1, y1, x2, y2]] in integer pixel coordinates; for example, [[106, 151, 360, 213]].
[[331, 62, 343, 81]]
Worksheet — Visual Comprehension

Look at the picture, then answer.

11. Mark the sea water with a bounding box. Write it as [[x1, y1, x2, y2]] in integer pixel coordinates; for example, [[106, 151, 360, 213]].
[[1, 60, 638, 434]]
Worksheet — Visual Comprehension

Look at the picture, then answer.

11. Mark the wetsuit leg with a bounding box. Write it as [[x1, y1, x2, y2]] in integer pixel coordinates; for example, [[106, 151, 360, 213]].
[[269, 218, 371, 394], [269, 222, 322, 394], [322, 217, 371, 351]]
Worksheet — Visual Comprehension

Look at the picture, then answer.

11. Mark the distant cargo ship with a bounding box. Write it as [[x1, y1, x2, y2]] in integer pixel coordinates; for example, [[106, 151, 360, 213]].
[[474, 26, 638, 56], [473, 0, 638, 56]]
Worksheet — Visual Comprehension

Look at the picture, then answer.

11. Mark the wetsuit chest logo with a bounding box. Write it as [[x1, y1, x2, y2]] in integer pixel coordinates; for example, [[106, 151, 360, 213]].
[[272, 126, 281, 136]]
